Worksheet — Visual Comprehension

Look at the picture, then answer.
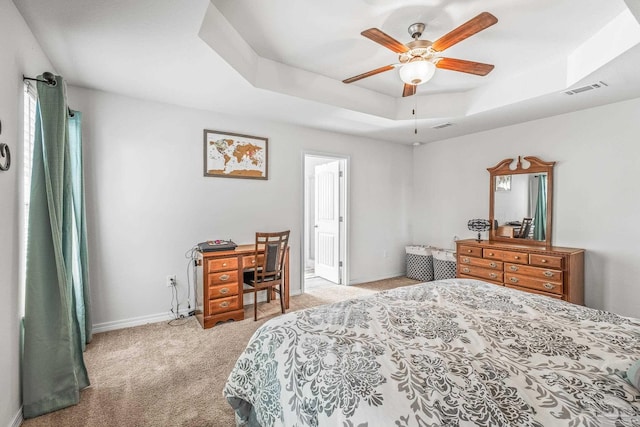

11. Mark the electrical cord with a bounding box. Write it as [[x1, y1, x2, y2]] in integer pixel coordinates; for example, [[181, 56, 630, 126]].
[[167, 317, 190, 326], [165, 245, 201, 325], [169, 279, 179, 320], [167, 274, 193, 326], [185, 245, 199, 313]]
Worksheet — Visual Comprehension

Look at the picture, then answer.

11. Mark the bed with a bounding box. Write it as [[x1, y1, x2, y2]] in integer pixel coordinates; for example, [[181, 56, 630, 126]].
[[223, 279, 640, 426]]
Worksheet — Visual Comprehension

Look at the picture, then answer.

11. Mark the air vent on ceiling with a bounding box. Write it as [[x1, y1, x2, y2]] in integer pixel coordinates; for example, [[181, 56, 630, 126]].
[[432, 122, 453, 129], [564, 81, 608, 95]]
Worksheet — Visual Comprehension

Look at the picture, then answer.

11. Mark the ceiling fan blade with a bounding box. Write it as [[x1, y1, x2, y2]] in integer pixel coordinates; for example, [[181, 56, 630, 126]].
[[431, 12, 498, 52], [436, 58, 494, 76], [343, 64, 396, 84], [361, 28, 409, 54], [402, 84, 417, 97]]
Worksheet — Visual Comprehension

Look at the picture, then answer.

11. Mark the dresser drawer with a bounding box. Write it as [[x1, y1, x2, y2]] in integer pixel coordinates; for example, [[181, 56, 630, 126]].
[[458, 245, 482, 257], [459, 255, 503, 270], [209, 295, 240, 315], [504, 273, 563, 295], [208, 282, 239, 299], [459, 265, 503, 282], [207, 270, 238, 287], [207, 257, 238, 272], [483, 249, 528, 264], [242, 254, 264, 269], [504, 263, 563, 282], [505, 284, 564, 299], [529, 254, 563, 269]]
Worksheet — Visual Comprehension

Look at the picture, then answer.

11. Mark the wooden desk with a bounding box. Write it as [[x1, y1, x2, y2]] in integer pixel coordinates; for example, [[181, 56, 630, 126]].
[[196, 244, 290, 329], [496, 225, 517, 238]]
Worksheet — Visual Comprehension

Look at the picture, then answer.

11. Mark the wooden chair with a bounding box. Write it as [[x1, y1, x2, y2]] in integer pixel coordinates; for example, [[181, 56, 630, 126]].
[[517, 218, 533, 238], [243, 231, 290, 321]]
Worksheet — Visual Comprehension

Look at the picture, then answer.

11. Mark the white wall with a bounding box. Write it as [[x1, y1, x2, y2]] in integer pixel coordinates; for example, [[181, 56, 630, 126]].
[[67, 87, 414, 329], [0, 1, 53, 425], [412, 97, 640, 318]]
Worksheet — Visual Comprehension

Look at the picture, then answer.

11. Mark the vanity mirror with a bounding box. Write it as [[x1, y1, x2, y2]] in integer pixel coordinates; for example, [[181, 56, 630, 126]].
[[488, 156, 555, 246]]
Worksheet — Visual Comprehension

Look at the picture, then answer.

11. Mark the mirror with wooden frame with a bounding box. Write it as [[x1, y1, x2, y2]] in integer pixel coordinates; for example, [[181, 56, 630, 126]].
[[488, 156, 555, 246]]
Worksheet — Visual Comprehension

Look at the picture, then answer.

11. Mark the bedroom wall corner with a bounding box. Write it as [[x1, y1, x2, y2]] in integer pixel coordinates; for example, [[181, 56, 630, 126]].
[[0, 1, 54, 426], [411, 97, 640, 318]]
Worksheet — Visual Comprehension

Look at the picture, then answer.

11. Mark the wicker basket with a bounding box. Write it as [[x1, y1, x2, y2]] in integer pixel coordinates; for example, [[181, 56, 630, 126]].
[[405, 246, 434, 281], [432, 249, 457, 280]]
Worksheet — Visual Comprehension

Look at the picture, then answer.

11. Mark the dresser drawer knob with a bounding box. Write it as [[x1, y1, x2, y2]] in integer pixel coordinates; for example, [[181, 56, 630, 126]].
[[488, 252, 494, 256], [489, 262, 497, 268], [462, 257, 470, 263], [222, 262, 228, 267], [467, 249, 472, 253], [509, 265, 518, 271], [252, 260, 256, 264], [543, 283, 554, 290], [489, 273, 497, 279], [219, 274, 230, 281], [219, 287, 229, 294], [219, 301, 230, 308], [541, 259, 547, 263], [514, 256, 520, 260], [510, 277, 519, 283], [462, 267, 470, 273], [543, 271, 554, 277]]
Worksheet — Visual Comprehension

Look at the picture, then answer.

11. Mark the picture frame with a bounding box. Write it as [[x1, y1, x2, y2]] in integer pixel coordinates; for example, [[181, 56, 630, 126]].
[[495, 175, 511, 192], [203, 129, 268, 180]]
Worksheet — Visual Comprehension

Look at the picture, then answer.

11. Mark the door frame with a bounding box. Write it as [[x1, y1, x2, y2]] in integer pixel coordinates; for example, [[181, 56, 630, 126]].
[[301, 151, 349, 292]]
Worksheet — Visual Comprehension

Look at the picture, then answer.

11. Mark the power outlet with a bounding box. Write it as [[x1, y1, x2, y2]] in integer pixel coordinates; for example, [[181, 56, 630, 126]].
[[166, 274, 176, 287]]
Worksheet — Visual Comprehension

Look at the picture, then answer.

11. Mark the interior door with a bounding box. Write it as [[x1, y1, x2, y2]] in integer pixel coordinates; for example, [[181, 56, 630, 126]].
[[314, 161, 340, 283]]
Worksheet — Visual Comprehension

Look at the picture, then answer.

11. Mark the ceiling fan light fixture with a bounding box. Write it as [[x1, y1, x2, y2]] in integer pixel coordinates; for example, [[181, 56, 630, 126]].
[[399, 60, 435, 86]]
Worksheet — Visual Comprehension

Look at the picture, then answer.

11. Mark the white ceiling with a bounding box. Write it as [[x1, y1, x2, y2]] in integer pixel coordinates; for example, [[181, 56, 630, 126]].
[[14, 0, 640, 144]]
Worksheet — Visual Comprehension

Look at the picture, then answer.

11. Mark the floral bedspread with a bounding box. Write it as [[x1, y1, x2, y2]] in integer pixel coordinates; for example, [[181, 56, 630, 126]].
[[223, 279, 640, 426]]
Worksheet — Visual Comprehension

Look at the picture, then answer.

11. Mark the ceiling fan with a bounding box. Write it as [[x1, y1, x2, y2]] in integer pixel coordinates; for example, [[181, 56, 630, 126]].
[[343, 12, 498, 97]]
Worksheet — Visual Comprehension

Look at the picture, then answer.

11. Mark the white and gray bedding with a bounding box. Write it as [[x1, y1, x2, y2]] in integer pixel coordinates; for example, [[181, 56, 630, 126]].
[[223, 279, 640, 426]]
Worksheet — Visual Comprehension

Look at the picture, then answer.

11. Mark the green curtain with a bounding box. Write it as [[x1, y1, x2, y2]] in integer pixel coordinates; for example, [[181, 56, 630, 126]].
[[22, 74, 91, 418], [533, 175, 547, 240]]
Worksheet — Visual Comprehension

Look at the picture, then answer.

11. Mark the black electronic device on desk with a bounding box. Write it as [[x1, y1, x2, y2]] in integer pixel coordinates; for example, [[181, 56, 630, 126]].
[[197, 239, 237, 252]]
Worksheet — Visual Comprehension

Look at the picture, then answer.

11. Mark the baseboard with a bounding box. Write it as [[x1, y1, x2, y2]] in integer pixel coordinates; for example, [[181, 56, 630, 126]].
[[9, 407, 23, 427], [92, 309, 191, 333], [348, 272, 406, 286]]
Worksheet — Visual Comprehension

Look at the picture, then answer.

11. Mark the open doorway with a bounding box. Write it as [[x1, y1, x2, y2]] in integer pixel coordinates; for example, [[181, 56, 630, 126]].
[[302, 153, 348, 292]]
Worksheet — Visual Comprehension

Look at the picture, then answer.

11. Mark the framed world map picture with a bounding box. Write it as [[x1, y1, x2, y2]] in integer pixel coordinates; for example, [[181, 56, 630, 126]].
[[203, 129, 268, 180]]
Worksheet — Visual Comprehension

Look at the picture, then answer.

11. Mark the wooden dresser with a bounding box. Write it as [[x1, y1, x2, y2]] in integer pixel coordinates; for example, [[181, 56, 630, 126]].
[[455, 239, 584, 304], [196, 244, 290, 329]]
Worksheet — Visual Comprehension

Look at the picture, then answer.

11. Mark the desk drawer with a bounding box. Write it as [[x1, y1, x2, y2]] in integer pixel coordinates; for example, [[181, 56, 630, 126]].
[[207, 270, 238, 287], [208, 282, 239, 299], [209, 295, 240, 315], [242, 254, 264, 269], [459, 265, 503, 282], [505, 273, 563, 295], [529, 254, 563, 269], [458, 256, 503, 270], [207, 257, 238, 272], [504, 263, 563, 282], [483, 249, 528, 264], [458, 245, 482, 257]]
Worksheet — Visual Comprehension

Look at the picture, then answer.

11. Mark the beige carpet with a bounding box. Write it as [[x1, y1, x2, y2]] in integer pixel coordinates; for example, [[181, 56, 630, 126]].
[[21, 276, 419, 427]]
